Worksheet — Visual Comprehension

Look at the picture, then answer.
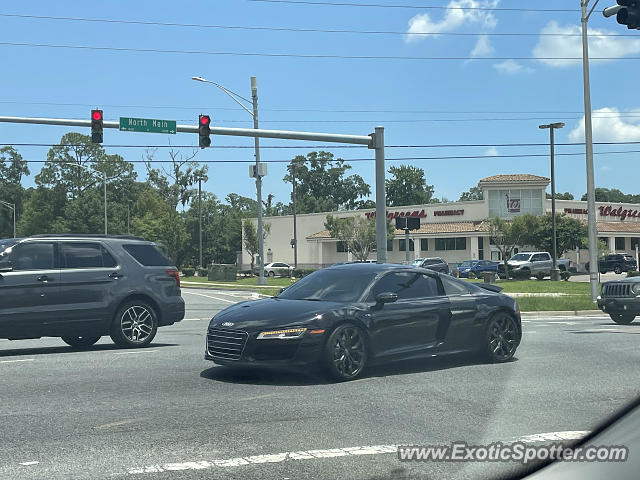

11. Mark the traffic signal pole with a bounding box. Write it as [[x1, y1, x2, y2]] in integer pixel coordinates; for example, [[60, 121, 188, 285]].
[[0, 115, 388, 262]]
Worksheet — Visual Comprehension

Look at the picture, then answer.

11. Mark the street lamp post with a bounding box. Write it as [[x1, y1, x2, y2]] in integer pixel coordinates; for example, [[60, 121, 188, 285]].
[[539, 122, 565, 281], [192, 75, 266, 285], [63, 162, 108, 234], [0, 200, 16, 238], [198, 176, 203, 272]]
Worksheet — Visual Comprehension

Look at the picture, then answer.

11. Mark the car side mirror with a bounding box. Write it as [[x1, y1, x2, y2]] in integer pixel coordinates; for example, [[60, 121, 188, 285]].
[[375, 292, 398, 305], [0, 260, 13, 272], [279, 287, 287, 294]]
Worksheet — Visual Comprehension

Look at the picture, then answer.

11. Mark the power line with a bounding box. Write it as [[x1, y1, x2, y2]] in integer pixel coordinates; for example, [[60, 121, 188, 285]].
[[246, 0, 578, 12], [1, 12, 629, 37], [0, 41, 635, 61]]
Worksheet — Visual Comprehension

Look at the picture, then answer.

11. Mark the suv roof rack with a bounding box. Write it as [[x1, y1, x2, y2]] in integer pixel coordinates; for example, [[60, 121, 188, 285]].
[[29, 234, 147, 241]]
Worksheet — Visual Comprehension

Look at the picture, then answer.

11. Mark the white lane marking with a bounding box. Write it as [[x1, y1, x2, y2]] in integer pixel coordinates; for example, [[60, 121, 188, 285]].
[[95, 419, 140, 430], [125, 431, 592, 475], [516, 431, 590, 443], [182, 318, 211, 322], [113, 350, 157, 355], [19, 461, 39, 466], [0, 359, 34, 364], [182, 291, 237, 304]]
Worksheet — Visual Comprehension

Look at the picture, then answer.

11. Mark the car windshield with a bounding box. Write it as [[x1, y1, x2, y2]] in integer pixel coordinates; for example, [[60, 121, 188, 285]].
[[510, 253, 531, 261], [411, 259, 424, 266], [460, 261, 476, 267], [0, 240, 17, 254], [277, 269, 376, 302]]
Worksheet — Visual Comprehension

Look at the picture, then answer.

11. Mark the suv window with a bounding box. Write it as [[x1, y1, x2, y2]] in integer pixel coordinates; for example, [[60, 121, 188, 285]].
[[532, 253, 550, 262], [11, 242, 55, 271], [371, 272, 439, 300], [123, 244, 172, 266], [422, 259, 440, 265], [440, 275, 471, 295], [60, 242, 117, 269]]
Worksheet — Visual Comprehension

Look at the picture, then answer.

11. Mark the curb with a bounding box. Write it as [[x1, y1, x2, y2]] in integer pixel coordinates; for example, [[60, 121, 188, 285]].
[[520, 310, 604, 317], [180, 285, 272, 297]]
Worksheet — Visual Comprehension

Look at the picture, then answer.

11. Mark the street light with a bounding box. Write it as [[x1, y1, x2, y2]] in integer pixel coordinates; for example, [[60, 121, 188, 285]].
[[539, 122, 565, 281], [0, 200, 16, 238], [63, 163, 108, 234], [192, 75, 267, 285]]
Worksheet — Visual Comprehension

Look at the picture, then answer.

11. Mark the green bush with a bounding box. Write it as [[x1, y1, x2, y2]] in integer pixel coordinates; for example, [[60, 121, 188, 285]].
[[509, 268, 532, 280], [568, 266, 578, 274], [292, 268, 316, 278], [560, 271, 571, 281], [198, 268, 209, 277], [627, 270, 640, 278], [468, 271, 476, 280], [181, 267, 195, 277]]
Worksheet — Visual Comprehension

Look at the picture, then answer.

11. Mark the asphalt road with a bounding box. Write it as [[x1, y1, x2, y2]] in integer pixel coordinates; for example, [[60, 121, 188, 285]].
[[1, 287, 639, 480]]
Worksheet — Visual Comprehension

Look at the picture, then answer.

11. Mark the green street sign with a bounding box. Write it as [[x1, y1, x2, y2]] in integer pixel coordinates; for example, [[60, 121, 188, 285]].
[[119, 117, 176, 134]]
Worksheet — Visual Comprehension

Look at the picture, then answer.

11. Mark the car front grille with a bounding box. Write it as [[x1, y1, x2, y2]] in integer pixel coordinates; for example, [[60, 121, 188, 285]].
[[207, 328, 248, 360], [602, 283, 632, 297]]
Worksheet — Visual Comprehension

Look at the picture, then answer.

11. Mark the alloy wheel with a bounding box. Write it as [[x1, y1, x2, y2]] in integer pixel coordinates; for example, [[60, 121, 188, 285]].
[[331, 326, 366, 378], [487, 314, 518, 362], [120, 306, 154, 344]]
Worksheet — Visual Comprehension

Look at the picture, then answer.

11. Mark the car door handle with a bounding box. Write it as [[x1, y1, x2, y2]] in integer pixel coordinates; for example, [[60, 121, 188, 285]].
[[37, 275, 51, 282], [109, 272, 123, 279]]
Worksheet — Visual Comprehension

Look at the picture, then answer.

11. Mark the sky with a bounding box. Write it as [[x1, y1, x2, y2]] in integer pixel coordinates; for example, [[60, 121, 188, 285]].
[[2, 0, 640, 208]]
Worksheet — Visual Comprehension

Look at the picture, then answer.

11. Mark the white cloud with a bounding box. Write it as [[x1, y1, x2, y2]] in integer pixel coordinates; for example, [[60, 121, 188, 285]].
[[484, 147, 499, 156], [493, 59, 533, 74], [601, 165, 612, 172], [470, 35, 494, 57], [569, 107, 640, 143], [533, 21, 640, 67], [405, 0, 499, 43]]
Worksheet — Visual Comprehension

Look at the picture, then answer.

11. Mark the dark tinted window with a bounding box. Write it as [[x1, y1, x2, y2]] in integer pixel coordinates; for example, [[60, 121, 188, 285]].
[[441, 275, 471, 295], [371, 272, 439, 300], [12, 242, 55, 271], [278, 269, 376, 303], [60, 242, 117, 268], [123, 244, 172, 266]]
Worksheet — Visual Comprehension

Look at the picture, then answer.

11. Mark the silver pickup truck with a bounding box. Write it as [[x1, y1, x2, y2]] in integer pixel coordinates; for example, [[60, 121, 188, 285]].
[[497, 252, 571, 279]]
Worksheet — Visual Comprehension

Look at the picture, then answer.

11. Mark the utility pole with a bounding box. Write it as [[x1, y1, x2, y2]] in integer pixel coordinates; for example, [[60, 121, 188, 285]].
[[251, 77, 266, 285], [539, 122, 565, 281], [127, 203, 130, 235], [198, 176, 203, 272], [103, 170, 108, 235], [581, 0, 600, 301], [292, 169, 298, 269], [404, 229, 410, 263], [374, 126, 387, 263]]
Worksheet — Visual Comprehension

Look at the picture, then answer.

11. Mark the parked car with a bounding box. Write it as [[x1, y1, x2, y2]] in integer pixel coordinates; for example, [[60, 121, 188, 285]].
[[587, 253, 637, 274], [411, 257, 449, 274], [597, 277, 640, 324], [455, 260, 499, 278], [256, 262, 294, 277], [497, 252, 571, 279], [0, 234, 185, 348], [205, 263, 521, 381]]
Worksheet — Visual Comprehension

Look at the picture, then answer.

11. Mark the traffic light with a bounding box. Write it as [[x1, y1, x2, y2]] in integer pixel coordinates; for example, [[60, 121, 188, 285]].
[[199, 114, 211, 148], [91, 109, 103, 143], [604, 1, 640, 29]]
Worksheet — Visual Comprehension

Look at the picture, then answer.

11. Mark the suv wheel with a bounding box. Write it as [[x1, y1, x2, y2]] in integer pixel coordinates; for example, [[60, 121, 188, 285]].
[[61, 335, 101, 348], [110, 300, 158, 348], [614, 265, 623, 274], [610, 313, 635, 325]]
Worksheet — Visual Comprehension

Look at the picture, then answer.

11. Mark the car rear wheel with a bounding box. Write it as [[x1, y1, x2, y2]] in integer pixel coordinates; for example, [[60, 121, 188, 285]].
[[61, 335, 101, 348], [110, 301, 158, 348], [614, 265, 623, 274], [610, 313, 635, 325], [483, 313, 519, 363], [268, 271, 275, 277], [324, 323, 368, 381]]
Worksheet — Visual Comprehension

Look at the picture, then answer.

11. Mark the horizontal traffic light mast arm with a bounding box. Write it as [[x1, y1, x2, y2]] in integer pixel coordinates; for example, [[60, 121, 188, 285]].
[[0, 115, 374, 147]]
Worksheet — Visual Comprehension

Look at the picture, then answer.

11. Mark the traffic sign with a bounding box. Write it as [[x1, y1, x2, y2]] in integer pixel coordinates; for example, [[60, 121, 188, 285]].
[[119, 117, 176, 134]]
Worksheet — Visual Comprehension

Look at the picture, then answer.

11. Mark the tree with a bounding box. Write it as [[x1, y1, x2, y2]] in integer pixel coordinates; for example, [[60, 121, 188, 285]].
[[531, 214, 587, 257], [282, 151, 371, 214], [546, 192, 574, 200], [226, 193, 258, 217], [488, 215, 539, 277], [580, 188, 640, 203], [385, 165, 436, 206], [325, 214, 395, 262], [0, 146, 29, 237], [459, 186, 483, 201], [242, 219, 271, 271]]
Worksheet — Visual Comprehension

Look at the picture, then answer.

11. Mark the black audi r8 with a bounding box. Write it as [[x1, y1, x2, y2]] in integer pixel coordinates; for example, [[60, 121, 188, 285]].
[[205, 263, 521, 381]]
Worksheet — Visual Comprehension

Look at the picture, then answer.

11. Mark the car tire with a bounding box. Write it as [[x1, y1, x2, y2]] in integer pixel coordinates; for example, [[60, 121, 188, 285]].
[[323, 323, 368, 382], [535, 273, 545, 281], [110, 300, 158, 348], [482, 312, 519, 363], [61, 335, 101, 348], [610, 313, 635, 325], [614, 265, 623, 274], [268, 271, 275, 277]]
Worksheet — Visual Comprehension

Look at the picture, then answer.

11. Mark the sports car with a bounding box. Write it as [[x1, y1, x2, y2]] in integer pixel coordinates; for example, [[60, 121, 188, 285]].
[[205, 263, 521, 381]]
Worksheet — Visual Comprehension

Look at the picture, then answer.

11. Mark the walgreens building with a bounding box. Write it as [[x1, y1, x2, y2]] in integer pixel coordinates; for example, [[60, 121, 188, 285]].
[[242, 174, 640, 271]]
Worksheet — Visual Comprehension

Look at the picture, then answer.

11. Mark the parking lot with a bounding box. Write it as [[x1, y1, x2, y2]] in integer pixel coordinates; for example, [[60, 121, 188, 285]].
[[1, 287, 639, 479]]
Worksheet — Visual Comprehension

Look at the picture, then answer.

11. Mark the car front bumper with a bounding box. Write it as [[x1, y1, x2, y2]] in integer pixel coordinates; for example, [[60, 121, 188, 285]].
[[597, 296, 640, 315]]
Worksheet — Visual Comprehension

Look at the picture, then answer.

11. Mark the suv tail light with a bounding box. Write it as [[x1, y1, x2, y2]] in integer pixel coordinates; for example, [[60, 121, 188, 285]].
[[165, 269, 180, 288]]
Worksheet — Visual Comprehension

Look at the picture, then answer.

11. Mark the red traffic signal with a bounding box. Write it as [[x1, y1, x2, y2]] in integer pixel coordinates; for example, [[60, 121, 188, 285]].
[[91, 109, 103, 144], [199, 114, 211, 148], [199, 115, 211, 126]]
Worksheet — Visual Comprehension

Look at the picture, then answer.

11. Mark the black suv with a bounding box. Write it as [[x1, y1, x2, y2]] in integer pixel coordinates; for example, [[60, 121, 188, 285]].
[[0, 235, 185, 348], [597, 278, 640, 324], [411, 257, 450, 274], [587, 253, 637, 274]]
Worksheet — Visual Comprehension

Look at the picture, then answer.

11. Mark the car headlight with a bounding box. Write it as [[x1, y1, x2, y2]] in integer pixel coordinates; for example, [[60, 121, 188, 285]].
[[257, 327, 307, 340], [632, 284, 640, 295]]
